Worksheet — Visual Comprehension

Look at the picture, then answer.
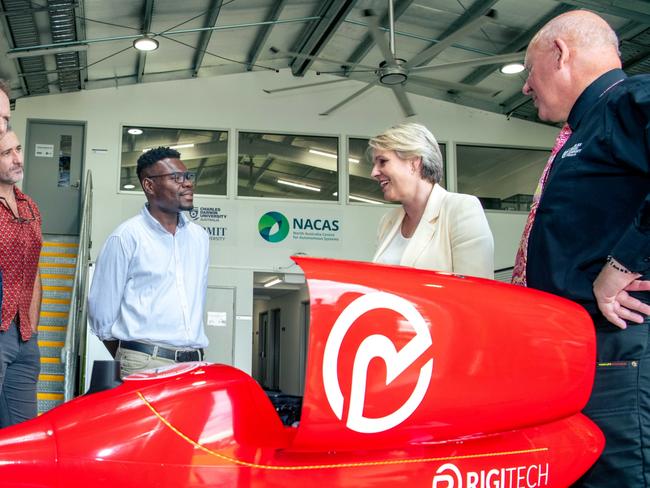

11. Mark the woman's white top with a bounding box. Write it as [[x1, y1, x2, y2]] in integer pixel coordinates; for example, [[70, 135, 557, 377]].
[[375, 229, 411, 265]]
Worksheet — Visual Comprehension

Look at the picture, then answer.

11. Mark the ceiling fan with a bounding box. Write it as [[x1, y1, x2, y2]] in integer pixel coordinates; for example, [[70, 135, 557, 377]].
[[265, 0, 524, 117]]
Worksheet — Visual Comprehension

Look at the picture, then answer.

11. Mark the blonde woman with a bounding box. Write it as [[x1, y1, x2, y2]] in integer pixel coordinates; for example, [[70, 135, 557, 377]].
[[370, 122, 494, 278]]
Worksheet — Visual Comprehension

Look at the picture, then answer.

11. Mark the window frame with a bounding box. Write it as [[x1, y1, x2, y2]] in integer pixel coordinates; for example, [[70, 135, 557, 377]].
[[235, 128, 342, 204], [454, 141, 553, 214], [118, 123, 230, 198]]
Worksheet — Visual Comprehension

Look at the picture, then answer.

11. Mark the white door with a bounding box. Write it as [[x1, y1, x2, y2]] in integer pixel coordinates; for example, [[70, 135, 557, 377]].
[[24, 120, 85, 235], [203, 286, 235, 364]]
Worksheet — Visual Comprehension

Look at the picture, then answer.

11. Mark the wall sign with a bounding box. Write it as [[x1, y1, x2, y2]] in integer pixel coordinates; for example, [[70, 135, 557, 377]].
[[35, 143, 54, 158]]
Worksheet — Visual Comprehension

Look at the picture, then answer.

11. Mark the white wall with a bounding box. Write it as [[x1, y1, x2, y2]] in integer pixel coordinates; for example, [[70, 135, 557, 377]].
[[11, 68, 556, 373]]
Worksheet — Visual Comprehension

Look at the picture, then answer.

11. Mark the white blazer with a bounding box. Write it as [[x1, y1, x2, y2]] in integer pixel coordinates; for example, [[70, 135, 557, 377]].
[[372, 184, 494, 278]]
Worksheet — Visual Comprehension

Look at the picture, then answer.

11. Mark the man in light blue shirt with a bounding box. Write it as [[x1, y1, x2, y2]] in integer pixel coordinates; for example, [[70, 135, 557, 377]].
[[88, 146, 209, 377]]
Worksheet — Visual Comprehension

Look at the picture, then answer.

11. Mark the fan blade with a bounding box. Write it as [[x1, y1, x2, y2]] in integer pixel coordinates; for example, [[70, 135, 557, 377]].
[[269, 46, 376, 71], [405, 10, 497, 69], [315, 68, 378, 75], [408, 75, 498, 95], [409, 52, 524, 74], [320, 82, 378, 116], [263, 79, 349, 94], [391, 84, 416, 117], [364, 10, 398, 67]]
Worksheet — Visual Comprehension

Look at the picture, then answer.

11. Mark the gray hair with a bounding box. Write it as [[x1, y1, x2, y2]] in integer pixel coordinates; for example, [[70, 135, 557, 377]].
[[368, 122, 443, 184], [530, 10, 620, 56]]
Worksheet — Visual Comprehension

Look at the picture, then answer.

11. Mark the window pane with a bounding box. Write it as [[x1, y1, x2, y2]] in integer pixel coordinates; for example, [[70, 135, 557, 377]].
[[348, 138, 446, 204], [457, 145, 548, 212], [58, 134, 72, 187], [238, 132, 338, 201], [121, 126, 228, 195]]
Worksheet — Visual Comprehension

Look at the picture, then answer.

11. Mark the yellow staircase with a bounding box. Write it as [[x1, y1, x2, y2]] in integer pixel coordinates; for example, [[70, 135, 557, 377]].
[[37, 237, 78, 414]]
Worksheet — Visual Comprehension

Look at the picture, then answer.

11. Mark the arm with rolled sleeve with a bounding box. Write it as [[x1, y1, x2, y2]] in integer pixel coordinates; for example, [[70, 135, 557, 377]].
[[88, 235, 131, 341]]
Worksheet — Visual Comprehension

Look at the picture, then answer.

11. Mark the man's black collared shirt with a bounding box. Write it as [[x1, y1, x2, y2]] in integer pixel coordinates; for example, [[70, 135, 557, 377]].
[[527, 68, 650, 322]]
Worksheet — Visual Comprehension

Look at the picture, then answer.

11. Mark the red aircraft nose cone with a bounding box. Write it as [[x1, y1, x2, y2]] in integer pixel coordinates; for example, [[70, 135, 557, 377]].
[[0, 415, 57, 487]]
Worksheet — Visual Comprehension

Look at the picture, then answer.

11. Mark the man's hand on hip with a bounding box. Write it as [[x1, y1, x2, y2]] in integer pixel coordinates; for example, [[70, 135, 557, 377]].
[[593, 259, 650, 329]]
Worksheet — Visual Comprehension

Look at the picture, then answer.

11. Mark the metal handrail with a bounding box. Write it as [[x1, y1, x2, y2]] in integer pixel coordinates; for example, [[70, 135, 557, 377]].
[[62, 170, 93, 401]]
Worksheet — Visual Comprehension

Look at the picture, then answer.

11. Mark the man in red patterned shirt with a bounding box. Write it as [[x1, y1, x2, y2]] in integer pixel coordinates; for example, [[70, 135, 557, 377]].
[[0, 127, 42, 427]]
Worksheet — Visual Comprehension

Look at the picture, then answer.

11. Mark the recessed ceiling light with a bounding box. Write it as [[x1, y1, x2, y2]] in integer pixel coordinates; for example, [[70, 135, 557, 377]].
[[123, 184, 136, 190], [127, 128, 143, 135], [133, 36, 159, 52], [500, 62, 525, 75]]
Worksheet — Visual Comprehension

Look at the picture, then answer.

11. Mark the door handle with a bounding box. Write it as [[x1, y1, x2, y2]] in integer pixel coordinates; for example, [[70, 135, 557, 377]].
[[71, 180, 80, 188]]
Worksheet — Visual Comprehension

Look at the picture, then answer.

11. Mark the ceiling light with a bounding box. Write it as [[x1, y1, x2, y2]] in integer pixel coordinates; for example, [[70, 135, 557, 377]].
[[127, 128, 143, 135], [264, 277, 282, 288], [133, 36, 159, 52], [309, 149, 337, 159], [348, 157, 360, 164], [500, 62, 525, 75], [349, 194, 384, 205], [277, 179, 321, 192], [123, 184, 136, 190]]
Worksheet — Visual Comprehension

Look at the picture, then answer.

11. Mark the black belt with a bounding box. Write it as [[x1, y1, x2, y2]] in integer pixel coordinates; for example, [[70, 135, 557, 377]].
[[119, 340, 203, 362]]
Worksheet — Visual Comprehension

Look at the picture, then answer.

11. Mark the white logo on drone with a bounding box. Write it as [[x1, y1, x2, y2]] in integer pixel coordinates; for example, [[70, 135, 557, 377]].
[[322, 291, 433, 434]]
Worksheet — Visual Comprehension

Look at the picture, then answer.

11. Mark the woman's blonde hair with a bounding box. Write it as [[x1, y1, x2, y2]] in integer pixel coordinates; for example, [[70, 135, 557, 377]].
[[369, 122, 443, 183]]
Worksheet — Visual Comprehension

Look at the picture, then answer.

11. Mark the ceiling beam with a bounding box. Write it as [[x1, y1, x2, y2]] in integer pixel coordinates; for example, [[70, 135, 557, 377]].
[[461, 3, 575, 86], [290, 0, 356, 77], [501, 92, 531, 116], [191, 0, 224, 77], [0, 5, 28, 98], [48, 0, 83, 93], [0, 1, 52, 97], [246, 0, 288, 71], [619, 21, 650, 73], [623, 46, 650, 71], [345, 0, 414, 67], [74, 0, 87, 89], [409, 0, 499, 68], [136, 0, 155, 83], [249, 157, 275, 188], [557, 0, 650, 24], [617, 20, 649, 41]]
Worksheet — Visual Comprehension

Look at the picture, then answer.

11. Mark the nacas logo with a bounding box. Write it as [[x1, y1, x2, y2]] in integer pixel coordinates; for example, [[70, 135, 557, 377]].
[[322, 292, 433, 434], [258, 211, 290, 243]]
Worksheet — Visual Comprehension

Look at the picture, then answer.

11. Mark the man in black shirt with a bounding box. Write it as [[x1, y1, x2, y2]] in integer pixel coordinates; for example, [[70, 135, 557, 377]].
[[518, 10, 650, 486]]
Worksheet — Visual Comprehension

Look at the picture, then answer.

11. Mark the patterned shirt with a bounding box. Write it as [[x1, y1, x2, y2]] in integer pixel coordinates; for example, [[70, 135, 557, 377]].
[[0, 186, 42, 340]]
